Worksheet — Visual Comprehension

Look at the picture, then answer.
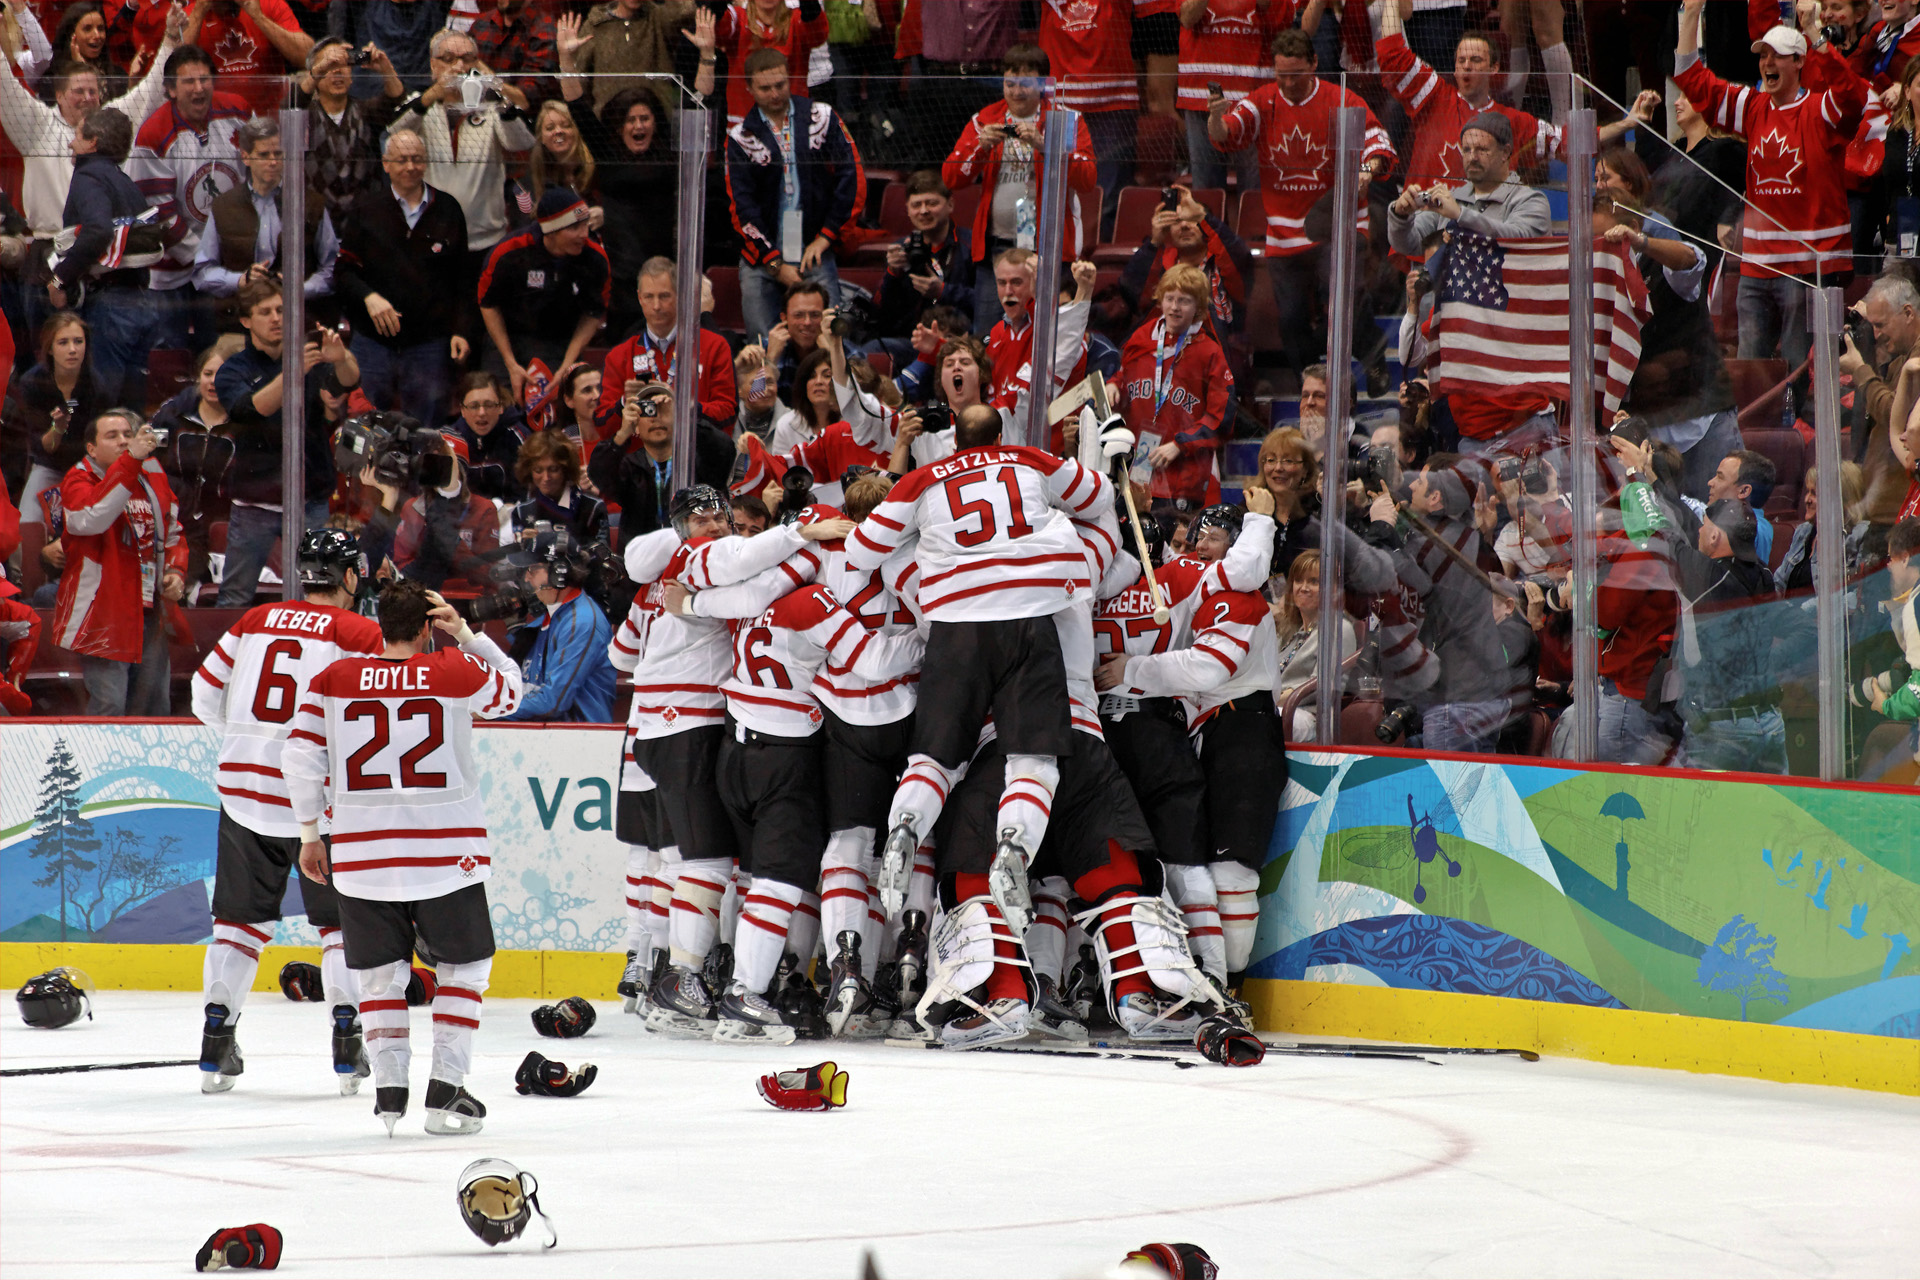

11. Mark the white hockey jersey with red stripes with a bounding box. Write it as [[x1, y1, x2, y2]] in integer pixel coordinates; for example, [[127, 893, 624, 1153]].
[[1111, 582, 1278, 722], [721, 584, 926, 737], [847, 445, 1111, 622], [609, 529, 679, 676], [282, 634, 523, 902], [1217, 79, 1395, 256], [191, 601, 385, 838], [1039, 0, 1139, 114]]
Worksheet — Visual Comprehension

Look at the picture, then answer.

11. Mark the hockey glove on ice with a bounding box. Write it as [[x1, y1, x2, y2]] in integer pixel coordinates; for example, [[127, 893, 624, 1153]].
[[277, 962, 323, 1002], [530, 996, 597, 1038], [1195, 1013, 1266, 1067], [514, 1050, 597, 1098], [1124, 1242, 1218, 1280], [195, 1224, 282, 1271], [756, 1060, 849, 1111]]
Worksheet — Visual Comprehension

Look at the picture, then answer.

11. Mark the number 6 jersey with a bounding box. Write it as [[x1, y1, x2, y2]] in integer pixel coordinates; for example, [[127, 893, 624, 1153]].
[[282, 634, 524, 902], [191, 602, 386, 839]]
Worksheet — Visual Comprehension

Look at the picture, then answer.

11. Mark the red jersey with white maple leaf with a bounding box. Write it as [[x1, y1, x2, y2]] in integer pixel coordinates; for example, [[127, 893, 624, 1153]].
[[1039, 0, 1138, 114], [1217, 79, 1394, 256], [1177, 0, 1294, 112], [1673, 55, 1868, 278], [1377, 32, 1560, 189]]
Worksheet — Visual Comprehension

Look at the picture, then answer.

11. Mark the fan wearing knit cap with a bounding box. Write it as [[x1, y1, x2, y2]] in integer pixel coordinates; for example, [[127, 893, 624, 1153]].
[[476, 186, 612, 402]]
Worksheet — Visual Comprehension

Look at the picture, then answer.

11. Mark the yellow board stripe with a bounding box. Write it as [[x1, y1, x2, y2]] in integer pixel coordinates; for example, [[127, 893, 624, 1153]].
[[1247, 979, 1920, 1097]]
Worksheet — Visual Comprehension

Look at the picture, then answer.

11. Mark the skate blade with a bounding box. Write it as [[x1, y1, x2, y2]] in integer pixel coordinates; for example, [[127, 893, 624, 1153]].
[[1118, 1017, 1205, 1043], [1032, 1015, 1090, 1042], [644, 1007, 718, 1039], [200, 1071, 237, 1094], [840, 1012, 891, 1040], [941, 1013, 1031, 1050], [378, 1111, 403, 1137], [424, 1109, 485, 1136], [337, 1074, 364, 1097], [712, 1018, 797, 1046], [622, 994, 638, 1014], [823, 986, 859, 1037]]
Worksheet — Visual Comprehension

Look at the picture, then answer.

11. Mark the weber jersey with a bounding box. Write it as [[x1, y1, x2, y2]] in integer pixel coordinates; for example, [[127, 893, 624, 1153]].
[[1217, 79, 1395, 256], [281, 634, 523, 902], [1113, 585, 1279, 722], [721, 584, 925, 737], [191, 601, 385, 838], [846, 446, 1110, 622], [1377, 33, 1561, 189]]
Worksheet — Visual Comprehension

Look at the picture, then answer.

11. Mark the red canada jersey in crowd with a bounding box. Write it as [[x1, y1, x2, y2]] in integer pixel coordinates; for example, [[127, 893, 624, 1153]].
[[715, 2, 829, 126], [720, 584, 925, 738], [51, 453, 185, 663], [1177, 0, 1295, 112], [987, 311, 1090, 440], [1113, 583, 1278, 722], [847, 446, 1111, 623], [191, 602, 385, 838], [1376, 32, 1561, 189], [282, 636, 523, 902], [944, 100, 1100, 263], [1217, 79, 1394, 256], [1674, 53, 1867, 278], [1039, 0, 1138, 114], [121, 0, 303, 115], [1115, 318, 1233, 508], [595, 327, 739, 431]]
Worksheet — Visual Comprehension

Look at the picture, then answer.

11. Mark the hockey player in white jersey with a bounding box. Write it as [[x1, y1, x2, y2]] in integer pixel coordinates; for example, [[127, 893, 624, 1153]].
[[284, 579, 523, 1137], [1095, 502, 1286, 991], [189, 529, 385, 1095]]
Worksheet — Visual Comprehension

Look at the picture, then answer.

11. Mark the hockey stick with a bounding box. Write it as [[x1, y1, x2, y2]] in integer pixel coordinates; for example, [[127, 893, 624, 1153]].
[[1288, 1041, 1541, 1062], [886, 1038, 1438, 1065], [0, 1058, 197, 1077], [1088, 371, 1172, 625]]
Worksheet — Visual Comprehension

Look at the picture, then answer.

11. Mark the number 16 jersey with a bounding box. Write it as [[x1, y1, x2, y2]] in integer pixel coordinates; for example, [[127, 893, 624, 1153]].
[[283, 635, 523, 902]]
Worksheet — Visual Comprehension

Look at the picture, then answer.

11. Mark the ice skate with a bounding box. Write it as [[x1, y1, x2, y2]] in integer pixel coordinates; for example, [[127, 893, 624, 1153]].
[[617, 949, 647, 1014], [1062, 944, 1103, 1024], [875, 820, 917, 917], [1114, 991, 1211, 1043], [989, 829, 1035, 937], [702, 941, 735, 1002], [634, 951, 668, 1019], [777, 965, 831, 1040], [424, 1078, 486, 1135], [894, 909, 930, 1007], [645, 963, 718, 1038], [374, 1086, 408, 1136], [940, 996, 1031, 1049], [823, 931, 874, 1037], [712, 983, 798, 1046], [1032, 975, 1090, 1041], [198, 1004, 242, 1094], [331, 1004, 370, 1096]]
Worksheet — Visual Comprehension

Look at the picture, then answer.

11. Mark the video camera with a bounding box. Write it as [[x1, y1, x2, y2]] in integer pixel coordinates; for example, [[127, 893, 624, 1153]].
[[1495, 450, 1551, 497], [1348, 438, 1398, 492], [334, 412, 436, 490], [777, 465, 816, 525], [466, 524, 621, 625]]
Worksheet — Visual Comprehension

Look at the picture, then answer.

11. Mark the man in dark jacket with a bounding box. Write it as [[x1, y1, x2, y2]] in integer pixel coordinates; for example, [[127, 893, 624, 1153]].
[[726, 46, 861, 343], [874, 170, 974, 358], [193, 116, 338, 313], [587, 383, 736, 553], [1677, 497, 1785, 773], [337, 127, 475, 429], [49, 107, 166, 408], [213, 277, 360, 606]]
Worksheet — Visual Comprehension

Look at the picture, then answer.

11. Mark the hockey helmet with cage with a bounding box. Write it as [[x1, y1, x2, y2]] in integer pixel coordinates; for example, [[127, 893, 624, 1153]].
[[456, 1158, 556, 1249], [16, 967, 94, 1028], [669, 484, 730, 538], [296, 527, 366, 592]]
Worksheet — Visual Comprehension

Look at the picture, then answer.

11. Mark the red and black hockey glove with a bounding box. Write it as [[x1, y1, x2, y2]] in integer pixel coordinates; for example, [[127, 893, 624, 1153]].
[[1195, 1013, 1266, 1067], [404, 965, 438, 1006], [755, 1060, 849, 1111], [530, 996, 597, 1038], [277, 962, 323, 1002], [1124, 1242, 1218, 1280], [195, 1224, 283, 1272], [514, 1050, 597, 1098]]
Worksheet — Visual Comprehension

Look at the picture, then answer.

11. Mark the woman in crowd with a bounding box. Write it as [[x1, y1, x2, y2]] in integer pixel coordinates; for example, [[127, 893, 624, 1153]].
[[770, 348, 842, 453], [711, 0, 827, 126], [509, 429, 608, 546], [42, 2, 130, 99], [12, 312, 106, 523], [553, 362, 604, 453], [1775, 461, 1868, 596], [513, 100, 601, 231], [151, 336, 245, 594], [1254, 424, 1400, 597], [1874, 55, 1920, 261], [1643, 88, 1744, 268], [1271, 549, 1357, 741]]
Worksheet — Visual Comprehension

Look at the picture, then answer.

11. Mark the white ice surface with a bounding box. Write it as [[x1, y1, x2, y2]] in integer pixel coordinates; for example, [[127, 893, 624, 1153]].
[[4, 992, 1919, 1279]]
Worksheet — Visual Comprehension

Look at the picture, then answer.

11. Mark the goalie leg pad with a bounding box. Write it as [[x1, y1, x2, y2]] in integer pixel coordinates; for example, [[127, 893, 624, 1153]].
[[915, 894, 1032, 1031], [1075, 893, 1225, 1025], [667, 856, 732, 968], [429, 958, 491, 1088]]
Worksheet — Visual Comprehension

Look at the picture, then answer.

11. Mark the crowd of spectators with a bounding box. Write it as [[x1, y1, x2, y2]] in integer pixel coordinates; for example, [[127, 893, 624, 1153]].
[[0, 0, 1912, 783]]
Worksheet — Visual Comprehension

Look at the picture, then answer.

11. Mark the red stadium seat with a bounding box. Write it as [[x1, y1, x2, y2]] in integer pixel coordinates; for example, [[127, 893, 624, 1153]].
[[839, 266, 885, 300], [1726, 357, 1789, 419], [878, 182, 911, 235], [707, 266, 743, 336], [146, 348, 194, 417], [951, 185, 982, 235], [1234, 190, 1267, 255], [17, 520, 45, 598], [865, 351, 892, 378]]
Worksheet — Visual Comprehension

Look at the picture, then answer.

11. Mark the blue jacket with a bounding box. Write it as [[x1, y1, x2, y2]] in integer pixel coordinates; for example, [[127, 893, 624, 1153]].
[[510, 589, 615, 723], [725, 95, 862, 271], [57, 153, 150, 292]]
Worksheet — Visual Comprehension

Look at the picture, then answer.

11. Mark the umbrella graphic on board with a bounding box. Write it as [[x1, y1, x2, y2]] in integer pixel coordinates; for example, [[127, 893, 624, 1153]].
[[1600, 792, 1645, 900]]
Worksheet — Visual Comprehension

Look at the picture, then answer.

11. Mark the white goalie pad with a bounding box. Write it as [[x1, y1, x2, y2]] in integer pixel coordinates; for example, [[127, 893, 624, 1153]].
[[1074, 894, 1226, 1021], [914, 896, 1031, 1029]]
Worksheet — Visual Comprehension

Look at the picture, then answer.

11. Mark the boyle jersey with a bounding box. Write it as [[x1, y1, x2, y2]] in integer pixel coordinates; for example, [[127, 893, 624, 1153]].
[[282, 634, 522, 902], [191, 601, 385, 838], [721, 584, 925, 737]]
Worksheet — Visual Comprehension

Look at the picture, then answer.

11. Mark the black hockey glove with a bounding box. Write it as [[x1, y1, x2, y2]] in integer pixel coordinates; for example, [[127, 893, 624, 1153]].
[[1195, 1013, 1266, 1067], [515, 1050, 597, 1097], [405, 965, 437, 1006], [195, 1223, 283, 1271], [530, 995, 597, 1038], [277, 962, 323, 1002]]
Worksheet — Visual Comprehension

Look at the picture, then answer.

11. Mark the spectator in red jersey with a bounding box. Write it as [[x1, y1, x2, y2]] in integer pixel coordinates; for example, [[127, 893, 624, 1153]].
[[1210, 26, 1395, 391], [1115, 263, 1232, 529], [1676, 0, 1868, 380], [1177, 0, 1291, 196], [713, 0, 827, 129], [596, 256, 740, 433], [943, 43, 1099, 336], [177, 0, 314, 115], [1037, 0, 1136, 237]]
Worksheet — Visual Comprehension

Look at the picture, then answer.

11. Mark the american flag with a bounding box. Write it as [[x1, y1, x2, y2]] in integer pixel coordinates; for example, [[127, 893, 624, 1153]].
[[1430, 231, 1648, 416]]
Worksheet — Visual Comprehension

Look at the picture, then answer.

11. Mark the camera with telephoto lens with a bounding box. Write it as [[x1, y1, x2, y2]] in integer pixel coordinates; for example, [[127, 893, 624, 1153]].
[[1495, 449, 1551, 497], [1375, 701, 1419, 743], [334, 411, 432, 489], [1349, 440, 1397, 490], [826, 307, 849, 339], [903, 231, 934, 278], [465, 579, 537, 624]]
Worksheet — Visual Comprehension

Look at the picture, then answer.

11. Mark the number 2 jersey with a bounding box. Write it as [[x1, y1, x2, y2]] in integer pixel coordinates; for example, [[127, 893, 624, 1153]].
[[282, 634, 523, 902], [191, 601, 386, 839]]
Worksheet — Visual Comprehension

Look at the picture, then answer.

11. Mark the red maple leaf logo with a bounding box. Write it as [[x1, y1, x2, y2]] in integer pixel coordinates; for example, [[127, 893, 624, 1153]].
[[213, 26, 258, 71], [1436, 139, 1463, 179], [1749, 128, 1803, 191], [661, 707, 679, 724], [1268, 124, 1330, 178], [458, 854, 478, 876]]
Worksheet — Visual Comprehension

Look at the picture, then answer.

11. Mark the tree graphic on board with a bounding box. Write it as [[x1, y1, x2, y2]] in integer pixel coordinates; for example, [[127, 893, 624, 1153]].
[[30, 739, 99, 942], [1696, 914, 1790, 1020], [74, 832, 185, 936]]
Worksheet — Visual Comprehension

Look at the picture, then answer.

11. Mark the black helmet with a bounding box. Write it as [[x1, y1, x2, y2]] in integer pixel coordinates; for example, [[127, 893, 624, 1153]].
[[668, 485, 729, 539], [1130, 513, 1167, 567], [1193, 503, 1243, 543], [297, 527, 365, 592], [456, 1158, 556, 1249], [17, 967, 93, 1028], [511, 528, 594, 591]]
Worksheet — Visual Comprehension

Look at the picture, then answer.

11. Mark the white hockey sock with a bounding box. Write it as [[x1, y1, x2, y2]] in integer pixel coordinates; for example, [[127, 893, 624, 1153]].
[[1210, 860, 1261, 976], [1502, 41, 1531, 100], [821, 826, 875, 960], [667, 857, 732, 968], [623, 844, 654, 953], [356, 961, 412, 1089], [429, 959, 490, 1088], [997, 754, 1060, 854], [204, 918, 272, 1016], [1028, 876, 1071, 985], [317, 926, 357, 1008], [789, 891, 823, 975], [1541, 42, 1573, 125], [735, 878, 804, 994], [1163, 863, 1226, 985], [644, 845, 676, 959], [718, 863, 743, 948], [888, 754, 963, 841]]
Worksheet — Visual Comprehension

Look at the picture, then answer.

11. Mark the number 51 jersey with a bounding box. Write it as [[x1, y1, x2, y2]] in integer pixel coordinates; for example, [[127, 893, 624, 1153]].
[[283, 635, 523, 902]]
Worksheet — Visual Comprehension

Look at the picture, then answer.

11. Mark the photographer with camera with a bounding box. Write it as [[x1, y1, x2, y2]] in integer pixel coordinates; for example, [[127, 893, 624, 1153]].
[[213, 278, 358, 606], [384, 432, 501, 589], [511, 430, 608, 546], [501, 530, 617, 724], [595, 258, 739, 434], [397, 28, 534, 274], [588, 379, 737, 551], [874, 170, 973, 361]]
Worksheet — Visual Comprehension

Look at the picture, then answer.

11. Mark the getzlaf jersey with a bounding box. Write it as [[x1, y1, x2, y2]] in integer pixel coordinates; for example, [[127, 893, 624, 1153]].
[[719, 584, 925, 738], [282, 636, 522, 902], [191, 601, 385, 838]]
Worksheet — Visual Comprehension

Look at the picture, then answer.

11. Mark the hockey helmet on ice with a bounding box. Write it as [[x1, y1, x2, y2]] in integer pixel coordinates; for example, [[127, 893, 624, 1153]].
[[16, 967, 93, 1028], [456, 1158, 556, 1249]]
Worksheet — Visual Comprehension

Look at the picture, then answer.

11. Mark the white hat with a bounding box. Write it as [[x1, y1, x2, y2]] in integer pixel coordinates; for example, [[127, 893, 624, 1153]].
[[1750, 25, 1809, 57]]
